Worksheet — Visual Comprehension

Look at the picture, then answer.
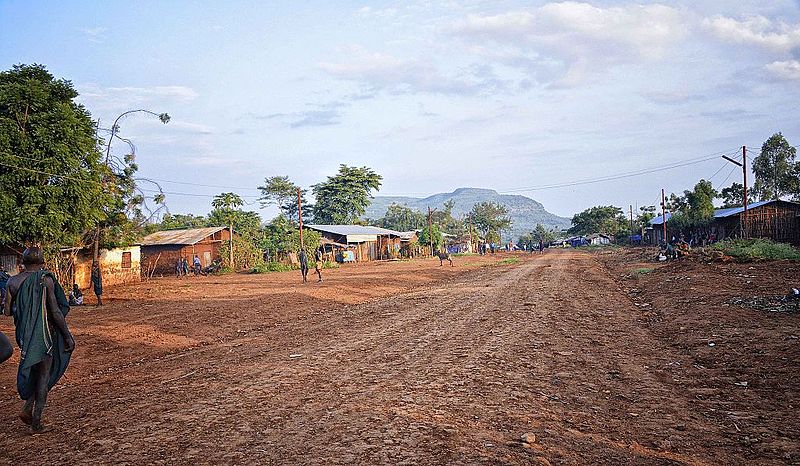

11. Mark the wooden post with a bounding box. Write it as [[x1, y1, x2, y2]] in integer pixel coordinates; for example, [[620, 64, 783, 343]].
[[297, 188, 304, 250], [742, 146, 748, 238], [629, 204, 634, 243], [428, 206, 433, 256], [661, 189, 667, 244]]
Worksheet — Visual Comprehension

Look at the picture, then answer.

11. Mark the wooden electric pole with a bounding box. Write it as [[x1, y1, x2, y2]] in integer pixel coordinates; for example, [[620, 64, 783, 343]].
[[661, 189, 667, 244], [629, 205, 634, 243], [742, 145, 748, 238], [297, 188, 304, 250], [428, 206, 433, 256]]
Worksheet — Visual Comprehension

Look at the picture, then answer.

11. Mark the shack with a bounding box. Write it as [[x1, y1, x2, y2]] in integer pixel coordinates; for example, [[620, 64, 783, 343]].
[[140, 226, 233, 276], [306, 225, 402, 261], [66, 246, 142, 289], [649, 200, 800, 245]]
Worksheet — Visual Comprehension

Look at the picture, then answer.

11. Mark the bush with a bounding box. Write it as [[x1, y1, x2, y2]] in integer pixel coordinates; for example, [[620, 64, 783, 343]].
[[251, 262, 294, 274], [711, 238, 800, 261]]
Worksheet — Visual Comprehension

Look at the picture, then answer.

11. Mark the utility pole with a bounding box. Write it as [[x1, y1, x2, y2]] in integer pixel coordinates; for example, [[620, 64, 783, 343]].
[[469, 214, 474, 253], [661, 189, 667, 244], [742, 145, 748, 238], [428, 206, 433, 256], [297, 188, 304, 250], [629, 205, 634, 243], [722, 148, 749, 238]]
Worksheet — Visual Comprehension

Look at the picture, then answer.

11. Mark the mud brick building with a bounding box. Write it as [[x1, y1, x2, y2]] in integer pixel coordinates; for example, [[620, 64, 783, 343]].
[[140, 226, 233, 276]]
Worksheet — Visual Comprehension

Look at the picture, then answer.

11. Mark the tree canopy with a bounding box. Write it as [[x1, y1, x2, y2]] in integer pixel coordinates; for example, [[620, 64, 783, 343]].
[[311, 165, 382, 224], [374, 203, 426, 231], [752, 133, 799, 201], [470, 201, 511, 243], [258, 175, 309, 223], [568, 206, 626, 236], [667, 180, 717, 229], [0, 64, 109, 247]]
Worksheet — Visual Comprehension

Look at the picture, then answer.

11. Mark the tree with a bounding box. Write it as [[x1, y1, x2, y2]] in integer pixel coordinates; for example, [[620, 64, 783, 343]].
[[719, 182, 754, 209], [470, 202, 512, 242], [211, 192, 244, 268], [312, 165, 382, 224], [258, 175, 309, 223], [532, 223, 557, 245], [0, 64, 109, 248], [668, 180, 717, 229], [375, 203, 426, 231], [752, 133, 799, 201], [418, 223, 443, 252], [568, 206, 626, 236], [637, 205, 656, 231], [157, 213, 208, 230]]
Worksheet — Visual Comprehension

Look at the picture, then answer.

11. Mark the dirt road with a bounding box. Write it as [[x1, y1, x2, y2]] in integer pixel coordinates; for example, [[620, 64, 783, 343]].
[[0, 251, 797, 464]]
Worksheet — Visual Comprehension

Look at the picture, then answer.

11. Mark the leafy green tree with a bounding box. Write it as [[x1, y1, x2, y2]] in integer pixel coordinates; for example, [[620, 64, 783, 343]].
[[668, 180, 717, 229], [432, 200, 467, 236], [418, 223, 443, 252], [637, 205, 656, 231], [0, 64, 109, 248], [207, 208, 261, 237], [375, 203, 426, 231], [719, 182, 754, 208], [211, 192, 244, 267], [568, 206, 626, 236], [752, 133, 799, 201], [157, 213, 208, 230], [532, 223, 557, 244], [470, 202, 512, 242], [311, 165, 382, 224], [258, 175, 310, 223]]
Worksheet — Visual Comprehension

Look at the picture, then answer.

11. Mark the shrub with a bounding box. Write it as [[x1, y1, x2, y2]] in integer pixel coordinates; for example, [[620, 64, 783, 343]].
[[711, 238, 800, 261], [251, 262, 294, 274]]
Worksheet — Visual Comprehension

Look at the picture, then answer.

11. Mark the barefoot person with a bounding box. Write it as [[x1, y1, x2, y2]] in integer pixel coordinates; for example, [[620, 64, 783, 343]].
[[4, 247, 75, 432]]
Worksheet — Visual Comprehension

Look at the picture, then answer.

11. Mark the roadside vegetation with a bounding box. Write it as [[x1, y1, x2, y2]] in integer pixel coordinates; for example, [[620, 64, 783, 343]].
[[710, 238, 800, 261]]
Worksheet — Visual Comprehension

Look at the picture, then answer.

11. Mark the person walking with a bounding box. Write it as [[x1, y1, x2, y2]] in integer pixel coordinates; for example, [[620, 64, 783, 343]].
[[299, 249, 309, 283], [193, 255, 202, 276], [314, 248, 324, 283]]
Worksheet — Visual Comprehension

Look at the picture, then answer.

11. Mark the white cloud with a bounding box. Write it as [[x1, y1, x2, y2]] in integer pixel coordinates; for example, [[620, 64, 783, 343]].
[[703, 15, 800, 53], [77, 84, 199, 115], [766, 59, 800, 81], [452, 2, 688, 86], [79, 26, 107, 43], [319, 47, 504, 95]]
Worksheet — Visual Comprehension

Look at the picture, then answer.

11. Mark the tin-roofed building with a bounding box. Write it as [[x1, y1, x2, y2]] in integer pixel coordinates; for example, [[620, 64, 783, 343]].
[[140, 226, 233, 276], [306, 225, 402, 261], [647, 200, 800, 245]]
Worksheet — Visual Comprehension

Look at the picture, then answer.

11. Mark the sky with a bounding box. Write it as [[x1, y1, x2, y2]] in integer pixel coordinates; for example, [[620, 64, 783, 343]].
[[1, 0, 799, 219]]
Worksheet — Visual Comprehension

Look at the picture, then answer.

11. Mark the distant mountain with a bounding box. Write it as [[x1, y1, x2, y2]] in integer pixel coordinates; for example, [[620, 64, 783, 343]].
[[365, 188, 571, 241]]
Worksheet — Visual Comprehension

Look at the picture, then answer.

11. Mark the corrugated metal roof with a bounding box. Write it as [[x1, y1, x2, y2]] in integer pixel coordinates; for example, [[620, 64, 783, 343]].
[[649, 200, 785, 225], [307, 225, 402, 237], [141, 227, 228, 246]]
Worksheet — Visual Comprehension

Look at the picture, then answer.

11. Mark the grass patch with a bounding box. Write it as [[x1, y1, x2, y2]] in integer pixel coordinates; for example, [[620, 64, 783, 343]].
[[710, 238, 800, 261], [497, 257, 520, 265], [631, 267, 654, 275], [452, 252, 475, 257]]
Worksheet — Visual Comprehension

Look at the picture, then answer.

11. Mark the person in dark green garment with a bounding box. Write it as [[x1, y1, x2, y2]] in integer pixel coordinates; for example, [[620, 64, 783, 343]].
[[90, 261, 103, 306], [4, 247, 75, 432]]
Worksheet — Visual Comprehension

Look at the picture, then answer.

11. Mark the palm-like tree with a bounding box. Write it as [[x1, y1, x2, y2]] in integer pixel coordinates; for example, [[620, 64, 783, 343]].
[[212, 192, 244, 268]]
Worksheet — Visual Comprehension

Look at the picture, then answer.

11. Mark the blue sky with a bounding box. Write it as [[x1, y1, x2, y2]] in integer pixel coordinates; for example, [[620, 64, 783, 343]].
[[2, 0, 799, 219]]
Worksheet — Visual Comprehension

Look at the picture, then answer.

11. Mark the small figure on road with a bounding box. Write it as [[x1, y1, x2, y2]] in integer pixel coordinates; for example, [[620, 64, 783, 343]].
[[182, 257, 190, 277], [4, 247, 75, 432], [175, 258, 183, 278], [299, 249, 309, 283], [314, 248, 324, 282], [91, 261, 103, 306], [538, 239, 545, 254]]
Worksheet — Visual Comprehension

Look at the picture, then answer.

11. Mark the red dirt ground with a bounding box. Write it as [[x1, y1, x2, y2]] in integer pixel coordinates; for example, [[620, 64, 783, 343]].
[[0, 250, 797, 465]]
